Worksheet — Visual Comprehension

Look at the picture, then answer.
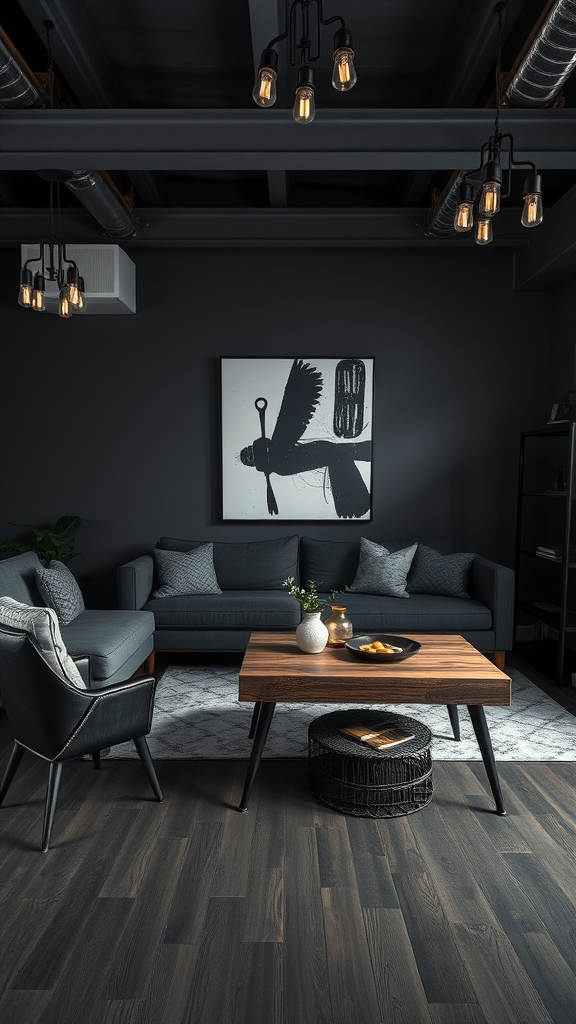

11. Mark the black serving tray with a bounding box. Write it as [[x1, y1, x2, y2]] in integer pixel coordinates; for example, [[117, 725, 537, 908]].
[[345, 634, 421, 662]]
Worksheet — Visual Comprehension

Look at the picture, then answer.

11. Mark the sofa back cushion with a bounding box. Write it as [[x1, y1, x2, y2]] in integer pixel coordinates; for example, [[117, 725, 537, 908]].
[[0, 551, 43, 605], [156, 535, 299, 590], [299, 537, 360, 591]]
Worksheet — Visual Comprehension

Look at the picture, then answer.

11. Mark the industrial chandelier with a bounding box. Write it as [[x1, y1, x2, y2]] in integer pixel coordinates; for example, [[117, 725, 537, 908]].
[[18, 177, 87, 317], [454, 1, 543, 244], [252, 0, 356, 125]]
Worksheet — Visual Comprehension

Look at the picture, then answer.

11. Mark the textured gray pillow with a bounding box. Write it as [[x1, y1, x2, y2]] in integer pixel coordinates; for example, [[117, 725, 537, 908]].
[[36, 560, 85, 626], [152, 544, 222, 598], [0, 596, 86, 688], [407, 544, 475, 598], [349, 538, 417, 598]]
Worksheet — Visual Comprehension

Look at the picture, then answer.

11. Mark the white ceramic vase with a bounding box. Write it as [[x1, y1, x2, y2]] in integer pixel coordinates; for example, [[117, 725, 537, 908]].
[[296, 611, 329, 654]]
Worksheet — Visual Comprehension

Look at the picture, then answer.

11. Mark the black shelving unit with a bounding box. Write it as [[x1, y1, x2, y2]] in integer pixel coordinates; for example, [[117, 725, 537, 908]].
[[514, 422, 576, 686]]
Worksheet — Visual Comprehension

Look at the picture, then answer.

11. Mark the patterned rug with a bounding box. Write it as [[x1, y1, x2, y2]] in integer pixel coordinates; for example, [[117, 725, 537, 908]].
[[106, 664, 576, 761]]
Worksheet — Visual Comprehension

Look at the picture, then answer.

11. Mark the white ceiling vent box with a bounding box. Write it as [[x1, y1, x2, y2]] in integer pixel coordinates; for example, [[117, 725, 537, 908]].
[[20, 243, 136, 314]]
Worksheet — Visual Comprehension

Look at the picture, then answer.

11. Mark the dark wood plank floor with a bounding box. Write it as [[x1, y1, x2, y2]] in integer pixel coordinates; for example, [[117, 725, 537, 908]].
[[1, 702, 575, 1024]]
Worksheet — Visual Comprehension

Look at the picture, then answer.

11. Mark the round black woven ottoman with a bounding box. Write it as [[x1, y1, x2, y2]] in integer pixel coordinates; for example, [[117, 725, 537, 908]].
[[308, 709, 433, 817]]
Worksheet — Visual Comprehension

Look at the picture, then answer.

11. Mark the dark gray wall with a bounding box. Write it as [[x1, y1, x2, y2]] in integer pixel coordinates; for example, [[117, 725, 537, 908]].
[[0, 245, 550, 606], [550, 278, 576, 404]]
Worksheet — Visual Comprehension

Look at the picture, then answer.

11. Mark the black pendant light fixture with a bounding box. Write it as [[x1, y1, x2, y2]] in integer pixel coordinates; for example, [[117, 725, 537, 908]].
[[252, 0, 356, 125], [454, 1, 543, 244], [18, 176, 87, 317]]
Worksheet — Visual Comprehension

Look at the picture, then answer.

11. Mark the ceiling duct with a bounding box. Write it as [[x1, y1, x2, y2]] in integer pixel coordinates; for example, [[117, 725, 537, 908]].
[[506, 0, 576, 106], [0, 23, 138, 238], [64, 170, 139, 238], [427, 0, 576, 237], [0, 27, 48, 107]]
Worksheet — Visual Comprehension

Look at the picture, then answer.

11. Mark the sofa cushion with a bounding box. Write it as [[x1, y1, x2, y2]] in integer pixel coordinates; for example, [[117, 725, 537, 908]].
[[60, 609, 155, 682], [35, 560, 85, 625], [156, 535, 299, 590], [349, 538, 418, 598], [0, 550, 44, 605], [299, 537, 360, 591], [144, 590, 300, 630], [0, 596, 86, 688], [407, 544, 475, 599], [323, 592, 492, 632], [152, 545, 221, 598]]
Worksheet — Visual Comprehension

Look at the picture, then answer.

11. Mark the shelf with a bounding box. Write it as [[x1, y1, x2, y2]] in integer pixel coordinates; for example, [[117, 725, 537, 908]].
[[518, 601, 576, 631], [520, 549, 576, 566], [521, 491, 568, 498]]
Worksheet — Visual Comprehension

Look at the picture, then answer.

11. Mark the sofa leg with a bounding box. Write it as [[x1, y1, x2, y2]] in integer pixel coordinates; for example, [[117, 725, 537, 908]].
[[493, 651, 506, 670], [144, 651, 156, 675]]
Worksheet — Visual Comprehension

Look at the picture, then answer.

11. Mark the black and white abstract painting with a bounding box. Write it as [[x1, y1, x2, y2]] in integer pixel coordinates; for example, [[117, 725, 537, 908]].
[[221, 357, 373, 520]]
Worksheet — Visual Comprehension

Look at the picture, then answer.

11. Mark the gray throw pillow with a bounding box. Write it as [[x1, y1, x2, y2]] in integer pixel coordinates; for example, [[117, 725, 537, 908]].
[[36, 559, 85, 626], [407, 544, 475, 598], [349, 538, 418, 598], [0, 596, 86, 688], [152, 544, 222, 598]]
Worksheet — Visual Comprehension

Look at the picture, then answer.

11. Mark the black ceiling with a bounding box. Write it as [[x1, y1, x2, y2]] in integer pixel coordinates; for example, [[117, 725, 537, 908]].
[[1, 0, 576, 285]]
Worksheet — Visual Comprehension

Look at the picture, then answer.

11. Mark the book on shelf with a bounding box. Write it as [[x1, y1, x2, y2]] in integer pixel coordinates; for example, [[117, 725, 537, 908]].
[[340, 722, 415, 750], [536, 544, 576, 560]]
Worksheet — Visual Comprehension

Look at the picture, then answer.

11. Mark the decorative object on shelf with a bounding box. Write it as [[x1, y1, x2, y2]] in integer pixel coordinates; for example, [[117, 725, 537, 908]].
[[325, 605, 353, 646], [454, 1, 543, 245], [252, 0, 356, 124], [0, 515, 84, 565], [221, 357, 373, 521]]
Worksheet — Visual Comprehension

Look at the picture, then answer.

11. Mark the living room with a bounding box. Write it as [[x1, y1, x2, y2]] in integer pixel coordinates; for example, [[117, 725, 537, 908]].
[[1, 2, 576, 1023]]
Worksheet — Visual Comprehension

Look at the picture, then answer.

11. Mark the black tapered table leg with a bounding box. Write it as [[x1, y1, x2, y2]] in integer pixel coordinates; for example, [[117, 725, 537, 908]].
[[447, 704, 460, 741], [467, 705, 506, 815], [248, 701, 261, 739], [41, 761, 63, 852], [238, 701, 276, 812]]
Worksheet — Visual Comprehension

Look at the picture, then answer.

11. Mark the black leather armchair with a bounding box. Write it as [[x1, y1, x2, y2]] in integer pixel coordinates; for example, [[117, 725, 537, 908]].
[[0, 623, 163, 852]]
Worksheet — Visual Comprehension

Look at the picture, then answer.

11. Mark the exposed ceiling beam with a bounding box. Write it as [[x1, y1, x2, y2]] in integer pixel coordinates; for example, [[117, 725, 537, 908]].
[[247, 3, 288, 208], [1, 108, 575, 171], [267, 170, 288, 207], [0, 206, 531, 247]]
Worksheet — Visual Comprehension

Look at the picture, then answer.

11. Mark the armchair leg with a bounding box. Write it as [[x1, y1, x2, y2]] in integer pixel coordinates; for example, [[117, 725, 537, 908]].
[[41, 761, 63, 853], [133, 736, 163, 802], [0, 742, 25, 805]]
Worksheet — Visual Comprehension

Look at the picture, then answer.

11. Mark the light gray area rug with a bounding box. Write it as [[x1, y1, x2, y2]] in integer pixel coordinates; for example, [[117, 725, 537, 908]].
[[106, 664, 576, 761]]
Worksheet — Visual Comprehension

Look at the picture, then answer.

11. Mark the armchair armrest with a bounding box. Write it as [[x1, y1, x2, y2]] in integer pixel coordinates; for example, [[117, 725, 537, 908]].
[[117, 555, 154, 610], [73, 656, 92, 688], [469, 556, 515, 651]]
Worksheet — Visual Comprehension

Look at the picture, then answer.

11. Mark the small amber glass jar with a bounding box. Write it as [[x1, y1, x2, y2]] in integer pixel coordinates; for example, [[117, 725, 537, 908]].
[[325, 605, 353, 646]]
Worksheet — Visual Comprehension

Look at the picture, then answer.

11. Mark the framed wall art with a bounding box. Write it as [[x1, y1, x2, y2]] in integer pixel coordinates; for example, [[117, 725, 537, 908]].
[[221, 357, 374, 521]]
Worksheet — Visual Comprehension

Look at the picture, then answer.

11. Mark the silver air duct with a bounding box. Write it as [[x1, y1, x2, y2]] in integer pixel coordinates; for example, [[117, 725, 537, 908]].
[[506, 0, 576, 106], [0, 32, 47, 107], [428, 0, 576, 236], [65, 170, 139, 238], [0, 27, 138, 237]]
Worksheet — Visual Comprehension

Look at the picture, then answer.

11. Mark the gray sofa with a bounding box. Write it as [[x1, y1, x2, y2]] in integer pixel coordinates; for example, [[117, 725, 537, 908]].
[[0, 551, 155, 687], [117, 535, 514, 670]]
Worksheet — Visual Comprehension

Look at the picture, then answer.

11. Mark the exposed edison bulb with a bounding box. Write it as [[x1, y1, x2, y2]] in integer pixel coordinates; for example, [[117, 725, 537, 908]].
[[293, 86, 315, 124], [479, 181, 501, 216], [252, 67, 277, 107], [75, 276, 87, 312], [332, 47, 357, 91], [68, 281, 80, 306], [31, 272, 45, 312], [18, 282, 32, 307], [521, 175, 543, 228], [59, 287, 72, 318], [454, 201, 474, 232], [475, 217, 493, 245]]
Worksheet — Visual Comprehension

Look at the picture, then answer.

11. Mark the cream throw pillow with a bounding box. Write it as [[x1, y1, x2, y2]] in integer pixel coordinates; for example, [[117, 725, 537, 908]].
[[0, 596, 86, 688]]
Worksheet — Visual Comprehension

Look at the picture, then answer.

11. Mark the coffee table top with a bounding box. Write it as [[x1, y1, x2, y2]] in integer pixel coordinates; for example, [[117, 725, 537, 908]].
[[239, 632, 511, 706]]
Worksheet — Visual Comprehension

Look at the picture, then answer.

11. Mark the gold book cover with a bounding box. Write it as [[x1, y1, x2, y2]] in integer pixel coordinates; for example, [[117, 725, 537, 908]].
[[340, 723, 415, 750]]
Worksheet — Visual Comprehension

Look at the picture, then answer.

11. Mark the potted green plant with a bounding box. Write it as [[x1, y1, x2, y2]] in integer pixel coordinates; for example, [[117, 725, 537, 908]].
[[0, 515, 85, 566], [283, 576, 347, 653]]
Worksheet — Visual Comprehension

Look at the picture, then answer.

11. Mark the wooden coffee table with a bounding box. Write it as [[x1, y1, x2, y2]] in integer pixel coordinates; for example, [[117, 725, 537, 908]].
[[237, 631, 512, 815]]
